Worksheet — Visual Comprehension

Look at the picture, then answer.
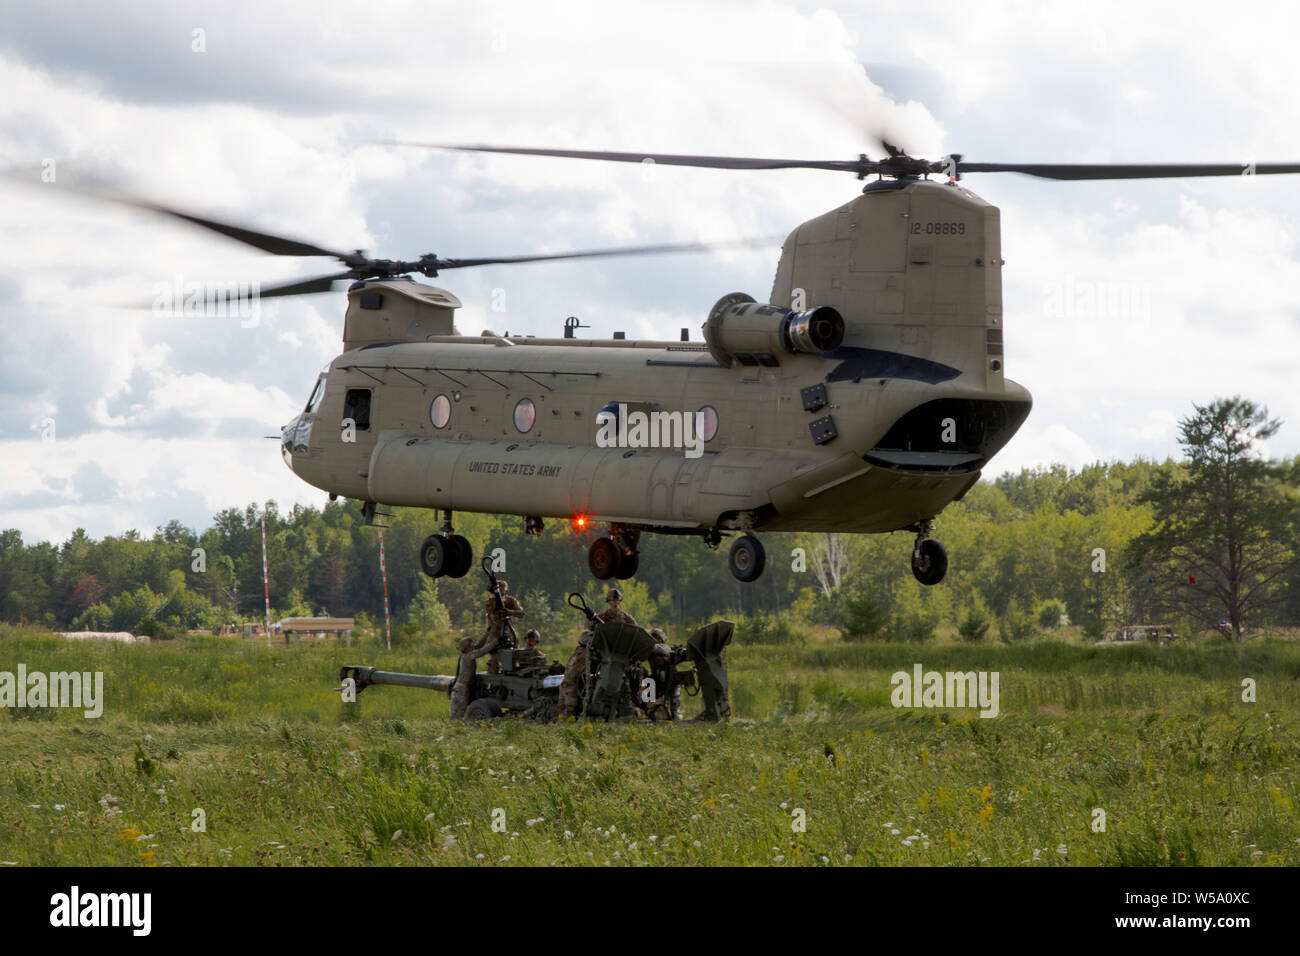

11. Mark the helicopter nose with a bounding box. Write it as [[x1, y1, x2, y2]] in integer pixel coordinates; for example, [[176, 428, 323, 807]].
[[280, 415, 299, 469]]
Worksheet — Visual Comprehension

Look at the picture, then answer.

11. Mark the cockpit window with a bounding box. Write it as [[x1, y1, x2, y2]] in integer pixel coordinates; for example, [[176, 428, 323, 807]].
[[304, 375, 326, 413]]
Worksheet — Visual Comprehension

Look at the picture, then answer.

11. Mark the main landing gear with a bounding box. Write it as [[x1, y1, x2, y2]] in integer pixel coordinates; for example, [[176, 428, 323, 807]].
[[585, 523, 770, 584], [420, 510, 473, 578], [909, 521, 947, 586], [588, 525, 640, 580]]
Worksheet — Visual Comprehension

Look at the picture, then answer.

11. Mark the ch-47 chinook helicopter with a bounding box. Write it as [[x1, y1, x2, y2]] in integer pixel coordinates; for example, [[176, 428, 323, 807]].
[[31, 145, 1300, 585]]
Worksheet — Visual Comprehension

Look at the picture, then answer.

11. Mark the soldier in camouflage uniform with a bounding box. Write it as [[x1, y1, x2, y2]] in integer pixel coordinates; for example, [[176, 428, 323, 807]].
[[557, 588, 640, 719], [556, 628, 591, 719], [480, 579, 524, 675], [595, 588, 638, 627], [642, 626, 682, 720], [450, 636, 492, 719]]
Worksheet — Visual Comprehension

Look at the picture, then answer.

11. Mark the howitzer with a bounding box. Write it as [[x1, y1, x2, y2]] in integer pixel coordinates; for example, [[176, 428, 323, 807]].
[[334, 605, 734, 722], [567, 591, 597, 623], [646, 643, 698, 721], [338, 664, 455, 695], [339, 653, 562, 721]]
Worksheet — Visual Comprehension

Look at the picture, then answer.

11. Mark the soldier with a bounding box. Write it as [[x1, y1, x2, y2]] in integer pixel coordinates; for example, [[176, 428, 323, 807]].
[[596, 587, 638, 626], [480, 579, 524, 675], [556, 627, 591, 719], [637, 626, 680, 720], [558, 589, 639, 719], [520, 628, 547, 671], [450, 636, 492, 719]]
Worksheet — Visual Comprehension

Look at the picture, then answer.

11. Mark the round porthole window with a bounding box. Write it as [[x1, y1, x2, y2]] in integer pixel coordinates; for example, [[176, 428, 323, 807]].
[[698, 405, 719, 442], [430, 394, 451, 429], [513, 397, 536, 433]]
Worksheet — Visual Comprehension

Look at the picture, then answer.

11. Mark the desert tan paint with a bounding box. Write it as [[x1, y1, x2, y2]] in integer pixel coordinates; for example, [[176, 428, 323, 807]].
[[285, 179, 1030, 534]]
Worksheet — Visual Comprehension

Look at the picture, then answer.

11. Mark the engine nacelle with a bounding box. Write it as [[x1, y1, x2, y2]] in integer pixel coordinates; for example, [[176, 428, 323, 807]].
[[703, 293, 844, 367]]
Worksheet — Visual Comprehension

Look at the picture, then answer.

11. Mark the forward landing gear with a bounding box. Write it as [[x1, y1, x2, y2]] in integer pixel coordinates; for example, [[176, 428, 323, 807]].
[[419, 510, 472, 578], [588, 525, 640, 580], [910, 521, 947, 586]]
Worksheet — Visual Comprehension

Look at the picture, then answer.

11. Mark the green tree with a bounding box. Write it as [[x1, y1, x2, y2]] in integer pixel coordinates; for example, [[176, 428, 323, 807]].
[[958, 600, 991, 642], [1037, 598, 1068, 629], [1127, 397, 1300, 642], [407, 576, 451, 634], [833, 589, 890, 642]]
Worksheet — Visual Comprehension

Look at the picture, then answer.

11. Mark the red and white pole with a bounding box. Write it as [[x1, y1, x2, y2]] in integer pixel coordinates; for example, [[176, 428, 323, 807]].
[[378, 525, 392, 650], [261, 511, 271, 647]]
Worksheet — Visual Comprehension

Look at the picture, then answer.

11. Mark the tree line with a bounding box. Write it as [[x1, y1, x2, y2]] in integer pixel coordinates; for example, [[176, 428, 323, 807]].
[[2, 397, 1296, 645]]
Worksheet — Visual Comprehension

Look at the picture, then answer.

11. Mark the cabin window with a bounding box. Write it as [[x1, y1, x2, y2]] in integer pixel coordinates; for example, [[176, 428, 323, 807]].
[[343, 389, 371, 430], [513, 397, 536, 433], [698, 405, 718, 442], [430, 394, 451, 429], [596, 401, 621, 433]]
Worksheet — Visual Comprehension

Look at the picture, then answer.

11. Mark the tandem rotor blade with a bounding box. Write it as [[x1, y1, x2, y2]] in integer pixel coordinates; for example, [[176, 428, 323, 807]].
[[953, 161, 1300, 180], [116, 195, 350, 257], [255, 272, 357, 297], [431, 235, 782, 270], [396, 141, 1300, 183], [0, 168, 352, 259], [113, 271, 356, 312], [10, 162, 782, 307], [393, 140, 864, 173]]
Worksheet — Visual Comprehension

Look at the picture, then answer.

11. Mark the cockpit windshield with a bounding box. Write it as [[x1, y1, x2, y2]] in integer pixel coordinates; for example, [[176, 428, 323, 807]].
[[304, 374, 326, 413]]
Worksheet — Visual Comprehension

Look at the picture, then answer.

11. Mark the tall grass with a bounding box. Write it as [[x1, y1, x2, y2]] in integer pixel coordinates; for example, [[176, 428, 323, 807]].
[[1, 625, 1296, 866]]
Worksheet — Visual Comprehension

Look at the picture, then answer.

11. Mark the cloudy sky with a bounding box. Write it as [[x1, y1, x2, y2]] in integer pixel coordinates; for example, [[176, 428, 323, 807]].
[[2, 0, 1299, 543]]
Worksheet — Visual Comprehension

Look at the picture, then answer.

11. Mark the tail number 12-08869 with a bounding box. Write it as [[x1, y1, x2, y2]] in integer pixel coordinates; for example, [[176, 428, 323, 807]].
[[911, 221, 966, 235]]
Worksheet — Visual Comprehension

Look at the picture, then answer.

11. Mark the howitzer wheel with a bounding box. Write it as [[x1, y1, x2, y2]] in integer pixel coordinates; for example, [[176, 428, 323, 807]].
[[465, 697, 502, 720]]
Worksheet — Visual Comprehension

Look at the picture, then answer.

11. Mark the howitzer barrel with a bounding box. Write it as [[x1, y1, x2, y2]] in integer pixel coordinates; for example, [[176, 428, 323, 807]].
[[340, 665, 455, 694]]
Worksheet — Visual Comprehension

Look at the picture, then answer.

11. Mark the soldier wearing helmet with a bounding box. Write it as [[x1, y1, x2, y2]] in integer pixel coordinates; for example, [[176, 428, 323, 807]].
[[595, 587, 638, 627], [641, 626, 681, 720], [480, 579, 524, 675], [557, 589, 639, 719]]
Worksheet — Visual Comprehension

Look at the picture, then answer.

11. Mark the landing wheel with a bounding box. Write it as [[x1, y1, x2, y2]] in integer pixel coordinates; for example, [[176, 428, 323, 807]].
[[728, 535, 766, 582], [911, 539, 948, 586], [419, 534, 453, 578], [447, 534, 473, 578], [465, 697, 501, 721], [613, 551, 639, 579], [589, 537, 620, 580]]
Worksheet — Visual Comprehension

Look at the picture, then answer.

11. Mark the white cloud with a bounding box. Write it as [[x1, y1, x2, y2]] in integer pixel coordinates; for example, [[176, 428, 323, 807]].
[[2, 0, 1299, 542]]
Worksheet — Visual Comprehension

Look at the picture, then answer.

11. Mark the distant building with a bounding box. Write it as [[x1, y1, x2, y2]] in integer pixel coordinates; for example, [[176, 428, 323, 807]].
[[275, 617, 356, 647]]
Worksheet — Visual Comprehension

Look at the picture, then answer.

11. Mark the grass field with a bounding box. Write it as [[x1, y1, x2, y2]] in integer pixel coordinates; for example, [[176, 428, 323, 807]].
[[2, 625, 1298, 866]]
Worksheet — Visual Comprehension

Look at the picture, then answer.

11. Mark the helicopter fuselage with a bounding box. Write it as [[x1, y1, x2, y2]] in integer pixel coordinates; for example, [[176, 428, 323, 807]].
[[283, 333, 1027, 534]]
